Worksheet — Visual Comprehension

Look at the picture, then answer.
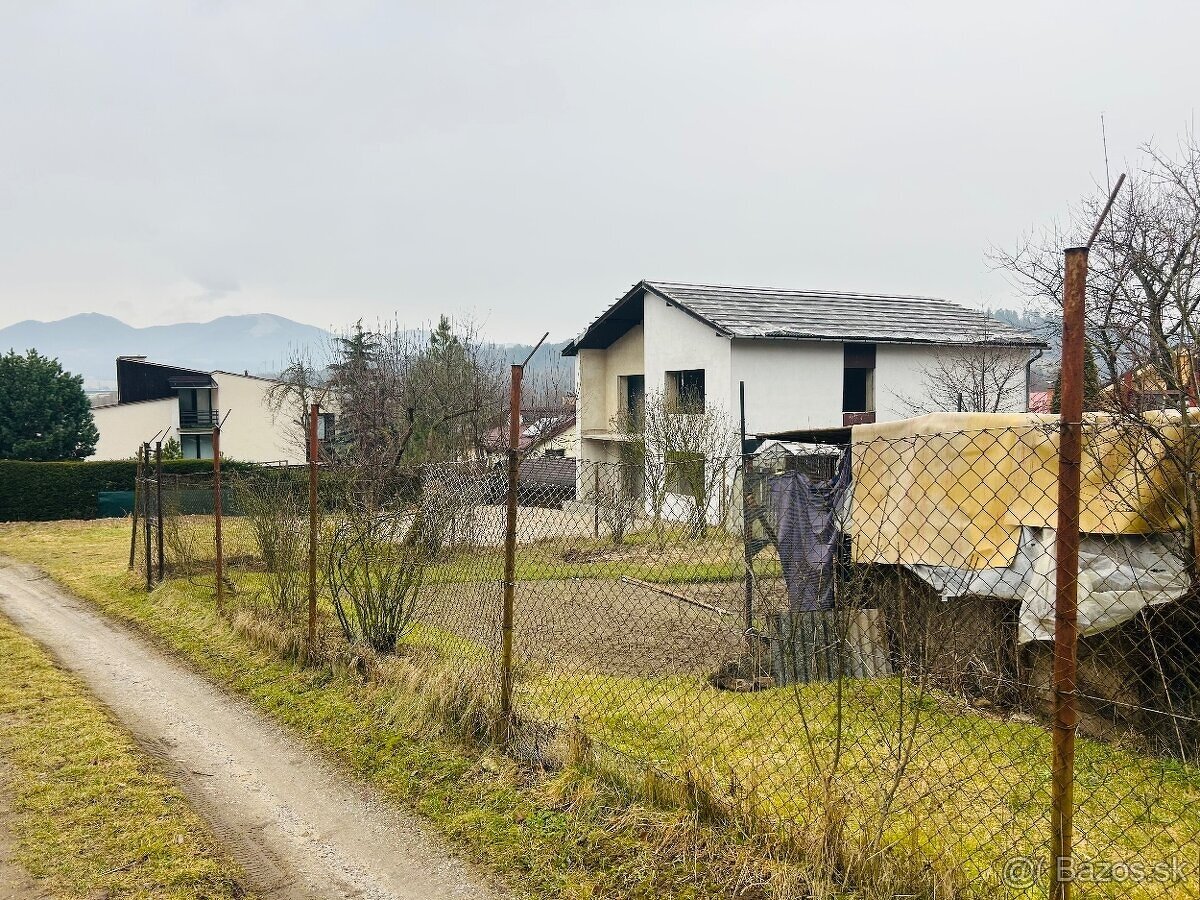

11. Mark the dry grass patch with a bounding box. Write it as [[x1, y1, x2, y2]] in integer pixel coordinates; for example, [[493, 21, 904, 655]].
[[0, 608, 245, 899]]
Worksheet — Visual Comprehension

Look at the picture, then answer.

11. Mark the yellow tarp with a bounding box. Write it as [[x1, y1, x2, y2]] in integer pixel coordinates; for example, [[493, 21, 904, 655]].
[[849, 412, 1194, 569]]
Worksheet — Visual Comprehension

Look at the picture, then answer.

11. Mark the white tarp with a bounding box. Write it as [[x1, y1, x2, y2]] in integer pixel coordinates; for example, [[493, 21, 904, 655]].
[[908, 527, 1190, 644]]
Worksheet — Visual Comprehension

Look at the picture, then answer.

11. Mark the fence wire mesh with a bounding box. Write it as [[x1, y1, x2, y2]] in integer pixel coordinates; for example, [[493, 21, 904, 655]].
[[132, 422, 1200, 898]]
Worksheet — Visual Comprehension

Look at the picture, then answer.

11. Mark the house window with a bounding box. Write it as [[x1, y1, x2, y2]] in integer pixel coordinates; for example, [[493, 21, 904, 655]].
[[666, 369, 705, 413], [178, 388, 215, 428], [667, 451, 705, 498], [317, 412, 335, 442], [842, 344, 876, 413], [545, 448, 566, 458], [181, 434, 213, 460], [619, 374, 645, 428]]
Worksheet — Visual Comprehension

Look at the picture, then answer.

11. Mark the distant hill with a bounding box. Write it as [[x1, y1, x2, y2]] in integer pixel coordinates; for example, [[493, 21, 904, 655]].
[[0, 313, 575, 392], [0, 313, 333, 391]]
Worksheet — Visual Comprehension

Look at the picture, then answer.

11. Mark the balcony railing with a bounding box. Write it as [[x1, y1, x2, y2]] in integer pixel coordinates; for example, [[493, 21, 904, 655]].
[[179, 409, 220, 429], [843, 410, 876, 427]]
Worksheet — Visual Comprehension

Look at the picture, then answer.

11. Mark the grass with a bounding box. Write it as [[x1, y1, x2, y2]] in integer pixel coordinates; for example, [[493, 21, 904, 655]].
[[0, 520, 818, 900], [5, 518, 1200, 899], [0, 609, 245, 899], [425, 528, 784, 585]]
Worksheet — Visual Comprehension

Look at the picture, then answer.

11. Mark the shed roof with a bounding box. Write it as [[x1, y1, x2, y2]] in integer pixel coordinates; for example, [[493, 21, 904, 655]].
[[562, 280, 1047, 355]]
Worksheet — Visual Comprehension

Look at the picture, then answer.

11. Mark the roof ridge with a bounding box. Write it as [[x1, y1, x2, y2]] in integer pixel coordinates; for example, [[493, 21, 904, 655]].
[[645, 279, 958, 304]]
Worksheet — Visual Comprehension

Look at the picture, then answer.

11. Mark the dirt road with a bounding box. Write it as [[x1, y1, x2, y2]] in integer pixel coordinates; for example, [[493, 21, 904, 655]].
[[0, 560, 505, 900]]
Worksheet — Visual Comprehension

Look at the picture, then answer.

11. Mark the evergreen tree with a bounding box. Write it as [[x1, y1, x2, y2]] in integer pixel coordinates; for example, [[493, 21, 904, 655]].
[[0, 350, 98, 460], [1050, 344, 1102, 414]]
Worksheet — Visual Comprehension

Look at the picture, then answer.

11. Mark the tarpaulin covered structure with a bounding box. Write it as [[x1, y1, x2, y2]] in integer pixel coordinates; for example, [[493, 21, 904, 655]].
[[847, 412, 1197, 641]]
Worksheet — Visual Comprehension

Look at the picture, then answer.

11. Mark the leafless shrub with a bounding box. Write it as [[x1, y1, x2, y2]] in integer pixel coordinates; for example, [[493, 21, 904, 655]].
[[325, 503, 427, 653], [233, 472, 309, 618]]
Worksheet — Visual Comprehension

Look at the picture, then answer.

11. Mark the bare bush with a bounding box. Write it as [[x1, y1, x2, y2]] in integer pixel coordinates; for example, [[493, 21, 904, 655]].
[[232, 472, 309, 619], [325, 504, 426, 653]]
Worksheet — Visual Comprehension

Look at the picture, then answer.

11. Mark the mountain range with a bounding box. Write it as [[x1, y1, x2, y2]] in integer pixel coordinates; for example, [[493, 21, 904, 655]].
[[0, 313, 573, 392]]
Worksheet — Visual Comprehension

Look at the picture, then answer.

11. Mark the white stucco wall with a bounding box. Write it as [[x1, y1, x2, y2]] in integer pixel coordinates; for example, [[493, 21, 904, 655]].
[[873, 344, 1030, 419], [91, 399, 177, 460], [730, 339, 845, 432], [642, 297, 732, 422], [211, 372, 302, 464]]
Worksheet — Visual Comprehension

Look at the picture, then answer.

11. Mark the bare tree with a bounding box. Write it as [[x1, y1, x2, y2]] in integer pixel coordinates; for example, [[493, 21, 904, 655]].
[[900, 338, 1031, 414], [993, 127, 1200, 582], [265, 343, 335, 460], [613, 389, 738, 540], [270, 316, 508, 505]]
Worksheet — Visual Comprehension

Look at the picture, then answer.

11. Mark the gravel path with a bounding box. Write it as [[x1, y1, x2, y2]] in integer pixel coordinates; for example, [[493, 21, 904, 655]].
[[0, 559, 506, 900]]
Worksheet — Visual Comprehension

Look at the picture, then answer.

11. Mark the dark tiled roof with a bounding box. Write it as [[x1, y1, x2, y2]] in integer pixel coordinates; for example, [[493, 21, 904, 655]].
[[563, 280, 1047, 354], [518, 455, 578, 487]]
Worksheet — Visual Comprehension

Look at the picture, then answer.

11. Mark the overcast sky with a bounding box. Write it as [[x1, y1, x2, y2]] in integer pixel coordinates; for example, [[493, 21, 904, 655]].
[[0, 2, 1196, 342]]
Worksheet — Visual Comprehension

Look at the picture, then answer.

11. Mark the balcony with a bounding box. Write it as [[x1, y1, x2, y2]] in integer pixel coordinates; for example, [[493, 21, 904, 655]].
[[179, 409, 220, 430]]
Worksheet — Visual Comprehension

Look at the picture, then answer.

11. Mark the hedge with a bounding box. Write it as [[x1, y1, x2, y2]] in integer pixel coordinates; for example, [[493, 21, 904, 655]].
[[0, 459, 258, 522]]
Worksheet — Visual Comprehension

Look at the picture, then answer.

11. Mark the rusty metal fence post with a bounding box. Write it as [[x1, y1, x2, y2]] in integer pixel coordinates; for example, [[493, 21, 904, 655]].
[[1050, 245, 1088, 900], [213, 423, 224, 614], [155, 441, 165, 583], [307, 403, 319, 650], [498, 364, 522, 741], [142, 442, 153, 591], [129, 444, 143, 569]]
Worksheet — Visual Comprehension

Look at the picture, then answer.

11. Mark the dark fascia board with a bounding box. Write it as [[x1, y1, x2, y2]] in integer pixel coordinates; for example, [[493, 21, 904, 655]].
[[756, 426, 852, 445], [119, 357, 211, 377], [561, 281, 733, 356], [561, 282, 644, 357]]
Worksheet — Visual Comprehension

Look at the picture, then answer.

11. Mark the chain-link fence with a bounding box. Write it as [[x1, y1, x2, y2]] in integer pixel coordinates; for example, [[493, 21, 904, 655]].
[[129, 422, 1200, 898]]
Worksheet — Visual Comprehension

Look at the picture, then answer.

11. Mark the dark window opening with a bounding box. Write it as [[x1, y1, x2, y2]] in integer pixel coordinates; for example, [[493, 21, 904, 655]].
[[621, 374, 646, 428], [178, 388, 217, 428], [181, 434, 213, 460], [842, 344, 875, 413], [545, 448, 567, 458], [317, 412, 335, 442], [666, 369, 705, 413]]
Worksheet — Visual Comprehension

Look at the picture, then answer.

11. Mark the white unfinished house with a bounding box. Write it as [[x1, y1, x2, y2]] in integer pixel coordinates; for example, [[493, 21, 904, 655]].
[[91, 356, 326, 463], [562, 280, 1045, 520]]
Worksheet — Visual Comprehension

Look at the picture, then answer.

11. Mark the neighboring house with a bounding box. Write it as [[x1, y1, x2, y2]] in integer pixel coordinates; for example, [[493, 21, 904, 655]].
[[1028, 390, 1053, 413], [562, 280, 1045, 522], [91, 356, 326, 463], [482, 405, 578, 459], [563, 280, 1047, 468]]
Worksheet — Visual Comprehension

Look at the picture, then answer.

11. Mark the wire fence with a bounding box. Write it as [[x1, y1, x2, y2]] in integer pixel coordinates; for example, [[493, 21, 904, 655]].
[[130, 422, 1200, 898]]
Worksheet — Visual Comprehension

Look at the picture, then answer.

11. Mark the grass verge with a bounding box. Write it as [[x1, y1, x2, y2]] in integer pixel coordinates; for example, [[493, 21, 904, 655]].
[[0, 609, 245, 899]]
